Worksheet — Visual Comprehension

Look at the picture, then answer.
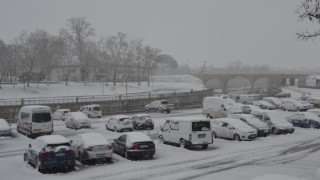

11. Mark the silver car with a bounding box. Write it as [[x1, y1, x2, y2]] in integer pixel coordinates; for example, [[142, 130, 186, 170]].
[[71, 133, 113, 164]]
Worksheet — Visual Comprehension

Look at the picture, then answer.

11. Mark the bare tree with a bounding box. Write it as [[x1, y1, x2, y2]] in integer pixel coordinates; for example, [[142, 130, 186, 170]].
[[98, 37, 112, 86], [105, 32, 128, 86], [297, 0, 320, 40], [66, 17, 95, 85], [142, 46, 160, 86]]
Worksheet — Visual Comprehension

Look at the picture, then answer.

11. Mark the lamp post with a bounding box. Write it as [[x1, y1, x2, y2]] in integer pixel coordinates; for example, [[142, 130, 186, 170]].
[[124, 74, 128, 111]]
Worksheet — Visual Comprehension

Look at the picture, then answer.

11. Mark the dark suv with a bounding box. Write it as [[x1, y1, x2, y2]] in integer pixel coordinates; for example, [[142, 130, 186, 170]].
[[132, 114, 154, 130], [23, 135, 75, 173], [145, 100, 174, 113]]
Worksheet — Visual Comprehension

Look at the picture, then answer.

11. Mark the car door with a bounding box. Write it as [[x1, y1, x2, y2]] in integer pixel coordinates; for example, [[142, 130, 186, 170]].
[[116, 135, 127, 155], [221, 122, 233, 138], [213, 122, 224, 137], [169, 121, 179, 143]]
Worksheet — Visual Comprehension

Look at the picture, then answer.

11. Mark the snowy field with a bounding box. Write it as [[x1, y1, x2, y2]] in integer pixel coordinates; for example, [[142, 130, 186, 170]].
[[1, 78, 320, 180], [0, 75, 204, 99]]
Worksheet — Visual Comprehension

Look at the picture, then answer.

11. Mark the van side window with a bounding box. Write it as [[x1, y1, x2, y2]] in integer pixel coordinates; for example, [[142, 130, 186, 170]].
[[163, 122, 170, 131], [21, 112, 30, 119], [170, 122, 179, 130]]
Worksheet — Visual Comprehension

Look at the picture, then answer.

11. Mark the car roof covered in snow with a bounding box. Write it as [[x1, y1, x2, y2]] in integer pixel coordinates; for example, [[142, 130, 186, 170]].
[[133, 114, 151, 117], [295, 112, 320, 120], [77, 133, 109, 147], [0, 119, 10, 129], [36, 135, 69, 145], [111, 115, 130, 119], [307, 109, 320, 114], [69, 112, 88, 119], [56, 109, 70, 112], [212, 118, 254, 129], [21, 105, 51, 111], [167, 117, 210, 122], [125, 132, 153, 143]]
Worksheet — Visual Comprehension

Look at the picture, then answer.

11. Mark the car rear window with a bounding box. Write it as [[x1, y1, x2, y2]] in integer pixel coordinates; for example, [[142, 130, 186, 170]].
[[32, 113, 52, 123], [192, 121, 210, 131]]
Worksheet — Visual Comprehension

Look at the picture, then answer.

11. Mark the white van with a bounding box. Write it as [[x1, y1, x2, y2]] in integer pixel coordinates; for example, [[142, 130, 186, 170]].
[[17, 105, 53, 138], [159, 118, 213, 149], [79, 104, 102, 118], [202, 96, 242, 119]]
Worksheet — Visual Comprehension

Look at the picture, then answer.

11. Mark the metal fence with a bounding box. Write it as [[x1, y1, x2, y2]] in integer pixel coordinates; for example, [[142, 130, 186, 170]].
[[0, 89, 213, 123]]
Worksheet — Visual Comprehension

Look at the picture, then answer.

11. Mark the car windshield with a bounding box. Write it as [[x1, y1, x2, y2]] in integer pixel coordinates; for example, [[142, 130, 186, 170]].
[[161, 101, 169, 104], [44, 143, 71, 152], [141, 116, 151, 120], [192, 121, 210, 131], [32, 113, 51, 123], [93, 106, 101, 111], [119, 118, 130, 122]]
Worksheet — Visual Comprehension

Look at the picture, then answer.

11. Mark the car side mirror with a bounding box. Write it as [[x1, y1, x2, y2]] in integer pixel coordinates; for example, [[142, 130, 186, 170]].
[[28, 143, 31, 148]]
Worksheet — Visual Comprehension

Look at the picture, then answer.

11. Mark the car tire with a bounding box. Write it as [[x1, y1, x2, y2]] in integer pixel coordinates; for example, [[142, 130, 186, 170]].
[[202, 144, 208, 149], [310, 123, 317, 129], [114, 126, 118, 132], [159, 135, 165, 144], [233, 134, 241, 141], [23, 153, 29, 163], [212, 131, 217, 138], [272, 128, 279, 135], [207, 113, 213, 119], [166, 109, 171, 114], [158, 108, 163, 113], [179, 139, 186, 148], [145, 108, 150, 113], [35, 159, 43, 172], [106, 124, 109, 130]]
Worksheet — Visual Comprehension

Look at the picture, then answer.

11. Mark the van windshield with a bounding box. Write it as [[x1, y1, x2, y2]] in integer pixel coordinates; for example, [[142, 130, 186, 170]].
[[192, 121, 210, 131], [93, 106, 101, 111], [32, 113, 52, 123]]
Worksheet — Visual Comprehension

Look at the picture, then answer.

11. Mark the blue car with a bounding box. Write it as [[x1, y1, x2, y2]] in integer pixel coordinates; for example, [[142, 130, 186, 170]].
[[286, 112, 320, 129], [23, 135, 75, 173]]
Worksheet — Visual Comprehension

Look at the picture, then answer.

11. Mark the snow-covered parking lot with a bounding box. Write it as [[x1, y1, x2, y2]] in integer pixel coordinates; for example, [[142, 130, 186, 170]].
[[1, 108, 320, 180]]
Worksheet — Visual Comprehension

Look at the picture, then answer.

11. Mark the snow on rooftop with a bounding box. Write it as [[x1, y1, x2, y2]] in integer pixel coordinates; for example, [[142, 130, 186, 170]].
[[78, 133, 110, 147], [111, 115, 130, 119], [37, 135, 69, 145], [70, 112, 88, 119], [125, 132, 152, 143], [0, 119, 10, 129]]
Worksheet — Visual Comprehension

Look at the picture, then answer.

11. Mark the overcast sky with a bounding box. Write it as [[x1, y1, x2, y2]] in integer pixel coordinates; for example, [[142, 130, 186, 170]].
[[0, 0, 319, 69]]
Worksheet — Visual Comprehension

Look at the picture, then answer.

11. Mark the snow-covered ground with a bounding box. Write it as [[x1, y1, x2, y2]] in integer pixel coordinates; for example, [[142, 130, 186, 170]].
[[1, 82, 320, 180], [0, 75, 204, 99]]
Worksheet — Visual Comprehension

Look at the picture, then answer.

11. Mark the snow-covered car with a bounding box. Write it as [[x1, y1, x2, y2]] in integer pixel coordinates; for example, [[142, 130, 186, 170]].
[[251, 110, 295, 135], [52, 109, 70, 121], [280, 99, 313, 112], [112, 132, 155, 160], [0, 119, 12, 137], [145, 100, 173, 113], [263, 97, 283, 109], [286, 112, 320, 129], [252, 101, 276, 110], [131, 114, 154, 130], [65, 112, 91, 130], [227, 114, 270, 137], [23, 135, 75, 173], [79, 104, 102, 118], [211, 118, 257, 141], [240, 104, 262, 114], [106, 115, 133, 132], [307, 108, 320, 117], [159, 118, 213, 149], [70, 133, 113, 164], [298, 95, 320, 108]]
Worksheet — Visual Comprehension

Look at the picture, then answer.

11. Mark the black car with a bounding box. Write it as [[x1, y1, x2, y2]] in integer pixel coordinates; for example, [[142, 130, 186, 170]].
[[112, 132, 155, 160], [132, 114, 154, 130], [23, 135, 75, 173]]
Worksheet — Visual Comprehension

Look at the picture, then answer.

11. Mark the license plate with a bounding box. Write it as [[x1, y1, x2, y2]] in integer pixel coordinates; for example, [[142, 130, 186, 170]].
[[55, 153, 65, 157], [198, 134, 206, 138], [140, 145, 149, 148]]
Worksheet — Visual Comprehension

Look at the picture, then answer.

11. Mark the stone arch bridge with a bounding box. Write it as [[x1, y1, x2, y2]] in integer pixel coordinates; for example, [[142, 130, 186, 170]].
[[194, 72, 310, 94]]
